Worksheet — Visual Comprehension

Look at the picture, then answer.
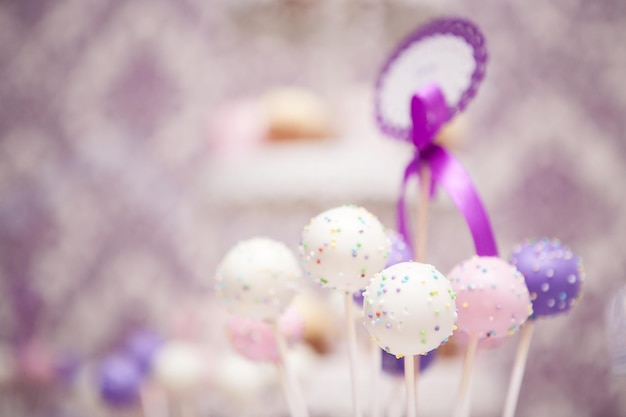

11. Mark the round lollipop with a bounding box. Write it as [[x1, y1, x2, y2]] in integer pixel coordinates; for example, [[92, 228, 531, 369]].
[[98, 354, 142, 408], [123, 329, 163, 376], [300, 205, 391, 293], [226, 307, 304, 363], [363, 261, 456, 417], [301, 205, 390, 417], [509, 238, 584, 318], [502, 238, 585, 417], [216, 237, 308, 417], [153, 341, 206, 396], [448, 256, 531, 417], [449, 256, 532, 340], [363, 262, 457, 356], [215, 237, 301, 321]]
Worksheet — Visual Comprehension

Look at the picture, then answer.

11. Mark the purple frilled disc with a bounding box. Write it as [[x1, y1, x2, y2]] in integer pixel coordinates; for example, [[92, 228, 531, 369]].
[[375, 18, 487, 140], [98, 354, 142, 408], [381, 349, 436, 376], [509, 238, 584, 319]]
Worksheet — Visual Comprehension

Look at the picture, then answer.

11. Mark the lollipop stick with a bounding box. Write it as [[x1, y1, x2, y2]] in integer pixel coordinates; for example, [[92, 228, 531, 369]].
[[370, 341, 382, 417], [414, 163, 431, 263], [344, 292, 363, 417], [404, 162, 430, 417], [502, 322, 535, 417], [272, 323, 309, 417], [404, 355, 417, 417], [413, 356, 420, 413], [387, 378, 406, 417], [454, 335, 479, 417]]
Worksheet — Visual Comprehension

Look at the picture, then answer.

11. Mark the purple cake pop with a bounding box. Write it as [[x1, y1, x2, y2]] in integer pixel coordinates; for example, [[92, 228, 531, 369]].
[[123, 329, 162, 375], [381, 349, 436, 376], [509, 238, 584, 319], [98, 354, 142, 408]]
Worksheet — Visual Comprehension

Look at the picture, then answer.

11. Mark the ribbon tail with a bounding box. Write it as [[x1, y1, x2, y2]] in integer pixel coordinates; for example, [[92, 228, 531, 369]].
[[427, 145, 499, 257], [397, 158, 420, 253]]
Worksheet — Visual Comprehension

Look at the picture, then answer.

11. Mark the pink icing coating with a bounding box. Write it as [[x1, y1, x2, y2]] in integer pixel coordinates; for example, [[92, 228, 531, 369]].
[[226, 307, 304, 362], [449, 256, 532, 340]]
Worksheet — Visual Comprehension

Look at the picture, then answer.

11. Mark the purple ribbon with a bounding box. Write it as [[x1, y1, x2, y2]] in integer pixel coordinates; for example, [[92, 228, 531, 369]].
[[397, 83, 498, 257]]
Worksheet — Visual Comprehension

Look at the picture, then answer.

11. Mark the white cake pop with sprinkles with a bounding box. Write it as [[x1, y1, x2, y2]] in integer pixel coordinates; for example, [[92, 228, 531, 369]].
[[215, 237, 301, 321], [363, 262, 457, 356], [300, 205, 391, 293]]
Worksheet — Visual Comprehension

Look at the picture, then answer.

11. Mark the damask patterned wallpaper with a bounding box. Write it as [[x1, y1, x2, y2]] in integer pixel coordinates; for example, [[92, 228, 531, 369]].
[[1, 0, 626, 416]]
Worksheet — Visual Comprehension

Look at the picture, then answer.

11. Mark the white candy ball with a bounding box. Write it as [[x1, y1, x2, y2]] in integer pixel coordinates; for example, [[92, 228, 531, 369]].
[[300, 205, 391, 293], [153, 342, 206, 394], [216, 237, 301, 321], [363, 262, 457, 356]]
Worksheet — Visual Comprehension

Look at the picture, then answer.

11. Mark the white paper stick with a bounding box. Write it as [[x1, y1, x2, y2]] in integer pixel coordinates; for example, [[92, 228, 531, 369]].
[[273, 323, 309, 417], [345, 292, 363, 417], [453, 335, 479, 417], [404, 355, 417, 417], [414, 164, 431, 264], [502, 322, 535, 417], [370, 341, 382, 417]]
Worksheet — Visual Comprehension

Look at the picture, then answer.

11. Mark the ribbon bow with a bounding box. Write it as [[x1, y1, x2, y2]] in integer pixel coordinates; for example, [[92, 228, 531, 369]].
[[397, 82, 498, 257]]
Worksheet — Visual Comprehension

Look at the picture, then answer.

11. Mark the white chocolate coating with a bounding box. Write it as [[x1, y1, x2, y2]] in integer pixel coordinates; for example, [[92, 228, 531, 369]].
[[363, 262, 457, 356], [215, 237, 301, 321], [300, 205, 390, 293], [153, 342, 206, 394]]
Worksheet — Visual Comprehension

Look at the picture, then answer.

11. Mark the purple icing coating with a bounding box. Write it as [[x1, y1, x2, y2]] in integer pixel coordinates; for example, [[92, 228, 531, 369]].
[[123, 329, 162, 375], [98, 354, 142, 408], [509, 238, 584, 319], [375, 17, 488, 140], [381, 349, 436, 376], [385, 229, 413, 267]]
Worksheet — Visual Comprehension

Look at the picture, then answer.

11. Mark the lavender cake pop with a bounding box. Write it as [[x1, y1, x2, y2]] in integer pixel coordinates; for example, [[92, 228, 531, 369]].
[[509, 238, 584, 319], [98, 354, 142, 408]]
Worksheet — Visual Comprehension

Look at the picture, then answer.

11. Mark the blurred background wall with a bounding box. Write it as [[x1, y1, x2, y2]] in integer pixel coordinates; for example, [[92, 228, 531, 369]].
[[1, 0, 625, 416]]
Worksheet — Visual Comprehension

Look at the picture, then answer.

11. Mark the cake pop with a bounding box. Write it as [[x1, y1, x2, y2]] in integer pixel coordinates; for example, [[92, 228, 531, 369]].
[[98, 354, 142, 408], [509, 238, 584, 318], [153, 341, 207, 396], [448, 256, 532, 339], [363, 262, 457, 356], [300, 205, 391, 293], [381, 350, 436, 376], [226, 307, 304, 363], [502, 239, 585, 417], [215, 237, 302, 321], [123, 329, 162, 376]]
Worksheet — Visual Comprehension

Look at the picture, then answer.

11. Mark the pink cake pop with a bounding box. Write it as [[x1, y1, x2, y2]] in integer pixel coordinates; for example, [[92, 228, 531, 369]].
[[226, 307, 304, 363], [448, 256, 532, 339]]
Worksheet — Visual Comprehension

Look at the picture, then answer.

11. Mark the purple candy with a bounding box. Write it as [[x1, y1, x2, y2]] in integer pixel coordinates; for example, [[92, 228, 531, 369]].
[[98, 354, 142, 408], [381, 349, 436, 376], [509, 238, 584, 319], [123, 329, 162, 375], [353, 229, 413, 307]]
